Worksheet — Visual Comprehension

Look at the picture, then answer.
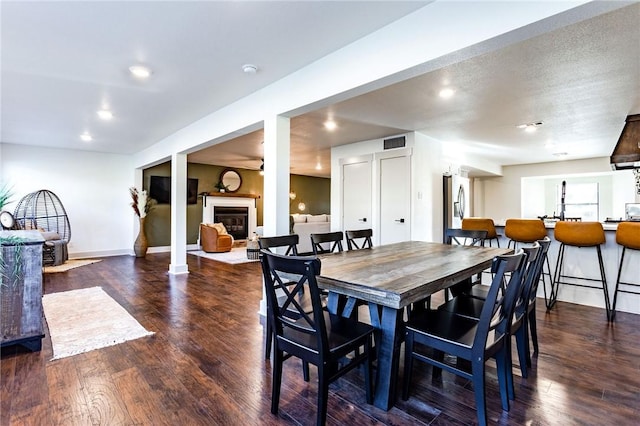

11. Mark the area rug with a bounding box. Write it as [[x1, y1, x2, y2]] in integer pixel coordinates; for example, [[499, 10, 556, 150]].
[[189, 247, 259, 264], [42, 286, 154, 360], [44, 259, 102, 273]]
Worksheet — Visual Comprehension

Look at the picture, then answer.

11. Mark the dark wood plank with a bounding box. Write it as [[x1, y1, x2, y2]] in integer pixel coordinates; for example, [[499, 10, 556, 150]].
[[0, 252, 638, 425]]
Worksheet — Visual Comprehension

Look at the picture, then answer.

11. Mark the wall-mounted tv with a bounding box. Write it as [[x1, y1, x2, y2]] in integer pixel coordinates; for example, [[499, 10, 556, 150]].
[[149, 176, 199, 204]]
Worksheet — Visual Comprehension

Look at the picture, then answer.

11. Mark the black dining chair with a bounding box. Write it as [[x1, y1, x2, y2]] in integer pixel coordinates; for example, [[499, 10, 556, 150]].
[[310, 231, 344, 255], [439, 243, 541, 382], [258, 235, 305, 363], [345, 229, 373, 250], [260, 250, 374, 426], [445, 228, 488, 247], [402, 250, 527, 426]]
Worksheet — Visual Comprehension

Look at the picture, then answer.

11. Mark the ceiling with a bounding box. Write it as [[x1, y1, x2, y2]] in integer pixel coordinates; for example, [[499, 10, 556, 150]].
[[2, 2, 639, 178]]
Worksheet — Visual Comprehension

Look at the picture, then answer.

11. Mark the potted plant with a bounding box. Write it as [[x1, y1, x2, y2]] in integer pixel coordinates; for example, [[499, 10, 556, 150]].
[[214, 181, 229, 193], [130, 187, 154, 257]]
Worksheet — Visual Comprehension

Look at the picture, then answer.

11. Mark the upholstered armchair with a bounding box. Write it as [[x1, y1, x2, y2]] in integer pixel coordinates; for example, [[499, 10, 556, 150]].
[[200, 223, 233, 253]]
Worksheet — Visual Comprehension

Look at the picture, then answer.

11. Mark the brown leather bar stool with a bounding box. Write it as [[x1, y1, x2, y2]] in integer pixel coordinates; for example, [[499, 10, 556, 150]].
[[611, 222, 640, 320], [462, 218, 501, 247], [505, 219, 554, 308], [552, 221, 612, 321]]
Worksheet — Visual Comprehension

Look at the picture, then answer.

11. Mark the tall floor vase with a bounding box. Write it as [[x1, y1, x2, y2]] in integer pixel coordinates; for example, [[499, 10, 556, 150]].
[[134, 217, 148, 258]]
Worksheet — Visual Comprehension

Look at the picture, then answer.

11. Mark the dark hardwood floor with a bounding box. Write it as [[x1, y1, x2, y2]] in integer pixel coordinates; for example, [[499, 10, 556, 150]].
[[2, 253, 639, 425]]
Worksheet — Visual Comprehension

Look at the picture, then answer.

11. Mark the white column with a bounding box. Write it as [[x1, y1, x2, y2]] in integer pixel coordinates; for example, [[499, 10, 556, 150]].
[[262, 115, 290, 237], [169, 153, 189, 275], [260, 115, 290, 316]]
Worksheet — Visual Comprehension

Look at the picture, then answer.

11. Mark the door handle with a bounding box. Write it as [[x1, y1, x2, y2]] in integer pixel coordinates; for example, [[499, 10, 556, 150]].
[[395, 218, 405, 223], [358, 218, 367, 222]]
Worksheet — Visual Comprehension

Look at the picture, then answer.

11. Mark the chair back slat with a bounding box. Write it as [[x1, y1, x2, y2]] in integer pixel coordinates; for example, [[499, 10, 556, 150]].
[[259, 234, 299, 256], [346, 229, 373, 250], [311, 231, 344, 255], [445, 228, 488, 247]]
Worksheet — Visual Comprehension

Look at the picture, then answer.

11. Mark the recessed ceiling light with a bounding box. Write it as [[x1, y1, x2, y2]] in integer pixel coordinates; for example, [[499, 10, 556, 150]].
[[439, 88, 455, 99], [242, 64, 258, 74], [80, 132, 92, 142], [129, 65, 152, 79], [97, 110, 113, 120], [324, 120, 337, 131]]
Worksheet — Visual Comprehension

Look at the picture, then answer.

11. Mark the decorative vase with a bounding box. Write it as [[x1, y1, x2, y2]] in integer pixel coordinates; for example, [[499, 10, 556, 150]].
[[134, 217, 148, 258]]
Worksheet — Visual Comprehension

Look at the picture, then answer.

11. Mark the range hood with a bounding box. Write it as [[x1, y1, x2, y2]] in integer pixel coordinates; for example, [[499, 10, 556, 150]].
[[610, 114, 640, 170]]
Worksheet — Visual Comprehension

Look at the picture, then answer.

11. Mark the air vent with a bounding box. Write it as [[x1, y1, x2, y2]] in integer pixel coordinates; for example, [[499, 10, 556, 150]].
[[383, 136, 406, 150]]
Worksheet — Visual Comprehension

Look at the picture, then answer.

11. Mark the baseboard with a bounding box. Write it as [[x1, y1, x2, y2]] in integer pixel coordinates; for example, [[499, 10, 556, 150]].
[[69, 244, 200, 259]]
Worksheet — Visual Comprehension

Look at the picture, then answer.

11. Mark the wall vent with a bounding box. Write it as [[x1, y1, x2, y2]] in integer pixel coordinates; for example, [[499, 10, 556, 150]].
[[383, 136, 406, 150]]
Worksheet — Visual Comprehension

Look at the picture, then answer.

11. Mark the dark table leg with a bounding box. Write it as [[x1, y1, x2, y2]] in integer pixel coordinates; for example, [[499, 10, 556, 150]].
[[368, 303, 403, 410]]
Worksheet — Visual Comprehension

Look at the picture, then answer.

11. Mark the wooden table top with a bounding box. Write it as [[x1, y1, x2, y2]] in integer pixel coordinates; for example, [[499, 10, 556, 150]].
[[317, 241, 510, 309]]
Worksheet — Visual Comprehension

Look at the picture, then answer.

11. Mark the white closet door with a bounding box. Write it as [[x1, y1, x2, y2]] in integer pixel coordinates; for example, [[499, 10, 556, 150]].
[[379, 153, 411, 245], [342, 158, 372, 232]]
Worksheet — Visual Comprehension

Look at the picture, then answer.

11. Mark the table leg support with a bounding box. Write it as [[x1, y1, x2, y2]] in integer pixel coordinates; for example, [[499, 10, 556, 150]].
[[368, 304, 403, 410]]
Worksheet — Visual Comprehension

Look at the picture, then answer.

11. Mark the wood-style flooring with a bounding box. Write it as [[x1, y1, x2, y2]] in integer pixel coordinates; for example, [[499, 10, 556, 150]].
[[2, 253, 639, 425]]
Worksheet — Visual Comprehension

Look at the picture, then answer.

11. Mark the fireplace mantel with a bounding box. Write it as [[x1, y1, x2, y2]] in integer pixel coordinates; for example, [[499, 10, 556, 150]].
[[205, 192, 260, 199], [202, 195, 258, 241]]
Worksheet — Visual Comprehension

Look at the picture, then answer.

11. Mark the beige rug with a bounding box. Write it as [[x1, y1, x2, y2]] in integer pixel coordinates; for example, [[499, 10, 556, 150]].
[[189, 247, 259, 264], [44, 259, 102, 273], [42, 286, 154, 360]]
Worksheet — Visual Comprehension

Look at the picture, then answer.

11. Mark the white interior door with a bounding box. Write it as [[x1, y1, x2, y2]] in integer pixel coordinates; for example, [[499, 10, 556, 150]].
[[379, 154, 411, 244], [342, 159, 372, 232]]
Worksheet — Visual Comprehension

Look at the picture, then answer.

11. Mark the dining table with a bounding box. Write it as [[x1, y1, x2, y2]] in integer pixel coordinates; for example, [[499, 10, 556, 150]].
[[316, 240, 511, 411]]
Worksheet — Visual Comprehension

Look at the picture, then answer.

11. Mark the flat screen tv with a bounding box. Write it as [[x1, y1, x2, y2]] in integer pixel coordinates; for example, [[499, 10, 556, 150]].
[[149, 176, 198, 204]]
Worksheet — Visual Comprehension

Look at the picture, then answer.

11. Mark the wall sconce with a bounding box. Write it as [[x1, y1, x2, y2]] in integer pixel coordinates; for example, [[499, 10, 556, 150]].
[[289, 192, 296, 200], [297, 202, 306, 212]]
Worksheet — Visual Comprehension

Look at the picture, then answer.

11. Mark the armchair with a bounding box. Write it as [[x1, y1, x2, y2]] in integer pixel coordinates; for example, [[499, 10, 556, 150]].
[[200, 223, 233, 253]]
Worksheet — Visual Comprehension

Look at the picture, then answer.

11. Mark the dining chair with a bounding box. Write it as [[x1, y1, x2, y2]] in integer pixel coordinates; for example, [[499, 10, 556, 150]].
[[445, 228, 488, 247], [462, 218, 501, 247], [522, 237, 551, 369], [439, 243, 540, 381], [310, 231, 344, 255], [260, 250, 374, 426], [345, 229, 373, 250], [312, 230, 366, 320], [258, 234, 305, 363], [402, 251, 527, 426]]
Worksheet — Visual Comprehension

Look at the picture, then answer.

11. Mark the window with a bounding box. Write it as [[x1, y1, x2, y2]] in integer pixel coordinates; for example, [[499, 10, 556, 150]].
[[557, 182, 599, 221]]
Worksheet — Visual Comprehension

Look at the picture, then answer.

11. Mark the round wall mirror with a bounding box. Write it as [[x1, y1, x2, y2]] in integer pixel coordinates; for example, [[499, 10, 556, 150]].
[[220, 168, 242, 193]]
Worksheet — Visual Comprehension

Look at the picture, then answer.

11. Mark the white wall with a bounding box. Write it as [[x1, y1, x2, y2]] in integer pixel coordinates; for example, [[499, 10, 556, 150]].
[[476, 157, 637, 221], [1, 143, 134, 258], [331, 131, 445, 243]]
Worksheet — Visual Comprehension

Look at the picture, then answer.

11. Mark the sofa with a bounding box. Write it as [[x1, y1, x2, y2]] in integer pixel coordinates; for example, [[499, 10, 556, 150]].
[[200, 223, 234, 253], [290, 214, 331, 254]]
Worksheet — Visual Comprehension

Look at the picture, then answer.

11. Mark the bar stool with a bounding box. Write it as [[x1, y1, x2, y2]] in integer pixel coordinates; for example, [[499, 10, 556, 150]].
[[505, 219, 554, 308], [611, 222, 640, 320], [552, 221, 612, 321], [462, 218, 501, 247]]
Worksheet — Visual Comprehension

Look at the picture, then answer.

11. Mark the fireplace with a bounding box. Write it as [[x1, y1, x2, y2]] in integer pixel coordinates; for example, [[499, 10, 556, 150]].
[[202, 194, 258, 242], [214, 206, 249, 240]]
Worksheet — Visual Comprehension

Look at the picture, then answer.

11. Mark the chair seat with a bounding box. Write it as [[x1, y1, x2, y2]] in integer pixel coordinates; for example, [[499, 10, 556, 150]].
[[281, 310, 374, 358], [465, 284, 490, 300], [406, 309, 482, 355], [438, 295, 485, 320]]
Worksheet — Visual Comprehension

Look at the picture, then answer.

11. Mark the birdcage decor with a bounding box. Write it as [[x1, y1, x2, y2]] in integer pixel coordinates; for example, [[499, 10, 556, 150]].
[[13, 190, 71, 266]]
